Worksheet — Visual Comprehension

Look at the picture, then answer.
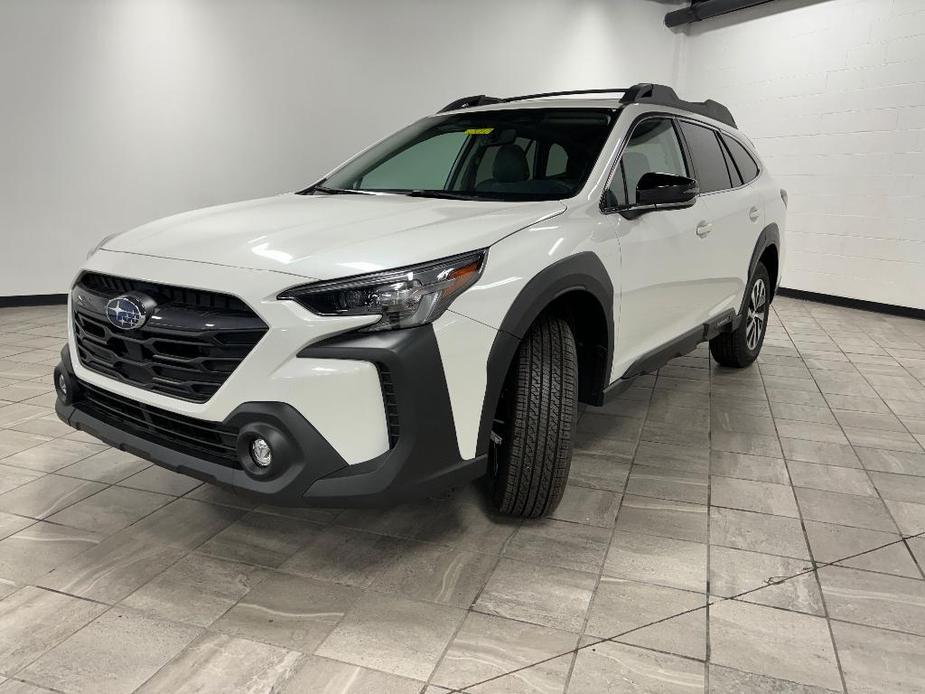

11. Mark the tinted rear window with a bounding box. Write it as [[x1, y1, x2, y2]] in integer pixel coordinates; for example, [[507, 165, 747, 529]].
[[678, 121, 732, 193], [721, 134, 760, 184]]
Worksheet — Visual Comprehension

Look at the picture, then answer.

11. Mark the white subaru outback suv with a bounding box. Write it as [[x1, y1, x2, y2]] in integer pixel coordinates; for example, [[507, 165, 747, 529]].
[[55, 84, 785, 518]]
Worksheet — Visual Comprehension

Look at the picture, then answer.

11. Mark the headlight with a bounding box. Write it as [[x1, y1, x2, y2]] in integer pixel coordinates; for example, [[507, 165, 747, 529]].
[[87, 233, 118, 259], [279, 250, 486, 332]]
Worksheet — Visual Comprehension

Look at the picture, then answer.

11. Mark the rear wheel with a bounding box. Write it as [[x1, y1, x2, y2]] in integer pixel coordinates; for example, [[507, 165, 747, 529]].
[[489, 315, 578, 518], [710, 262, 770, 368]]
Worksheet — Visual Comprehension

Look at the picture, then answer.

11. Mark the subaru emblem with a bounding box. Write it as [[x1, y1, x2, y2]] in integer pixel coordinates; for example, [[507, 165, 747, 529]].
[[105, 294, 153, 330]]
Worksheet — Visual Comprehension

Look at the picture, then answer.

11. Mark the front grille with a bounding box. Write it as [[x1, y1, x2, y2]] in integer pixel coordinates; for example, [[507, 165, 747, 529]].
[[72, 273, 267, 403], [77, 380, 239, 466]]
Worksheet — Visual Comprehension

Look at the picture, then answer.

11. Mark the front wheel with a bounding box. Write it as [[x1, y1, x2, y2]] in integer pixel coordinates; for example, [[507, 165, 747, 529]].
[[489, 315, 578, 518], [710, 262, 771, 368]]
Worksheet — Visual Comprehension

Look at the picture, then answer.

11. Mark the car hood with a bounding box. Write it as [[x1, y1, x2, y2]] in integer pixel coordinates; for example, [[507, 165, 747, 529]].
[[103, 193, 567, 280]]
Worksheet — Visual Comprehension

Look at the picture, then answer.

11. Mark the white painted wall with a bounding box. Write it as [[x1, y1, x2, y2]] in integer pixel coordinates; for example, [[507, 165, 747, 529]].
[[0, 0, 682, 297], [679, 0, 925, 310]]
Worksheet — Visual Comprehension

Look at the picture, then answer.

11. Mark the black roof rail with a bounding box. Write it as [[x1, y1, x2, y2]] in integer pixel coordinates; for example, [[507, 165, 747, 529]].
[[620, 83, 737, 128], [438, 83, 737, 129]]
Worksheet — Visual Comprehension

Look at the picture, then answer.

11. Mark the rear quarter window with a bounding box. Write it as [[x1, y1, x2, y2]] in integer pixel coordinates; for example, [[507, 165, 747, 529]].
[[721, 133, 760, 184]]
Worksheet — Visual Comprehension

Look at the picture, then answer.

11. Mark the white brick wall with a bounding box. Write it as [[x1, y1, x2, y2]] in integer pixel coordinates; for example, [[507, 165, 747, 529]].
[[679, 0, 925, 310]]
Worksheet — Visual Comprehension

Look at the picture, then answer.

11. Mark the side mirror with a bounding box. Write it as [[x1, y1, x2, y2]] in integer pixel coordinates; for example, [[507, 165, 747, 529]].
[[632, 172, 699, 214]]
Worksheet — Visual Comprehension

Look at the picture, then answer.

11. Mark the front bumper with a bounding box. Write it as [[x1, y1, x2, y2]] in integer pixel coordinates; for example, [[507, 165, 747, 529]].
[[54, 327, 487, 507]]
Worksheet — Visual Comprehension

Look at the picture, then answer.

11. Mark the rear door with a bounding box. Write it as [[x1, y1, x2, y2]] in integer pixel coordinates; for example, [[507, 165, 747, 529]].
[[677, 120, 764, 316], [603, 117, 715, 373]]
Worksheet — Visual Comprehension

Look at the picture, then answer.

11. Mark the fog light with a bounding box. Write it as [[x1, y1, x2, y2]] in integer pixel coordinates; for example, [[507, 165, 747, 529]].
[[57, 373, 68, 398], [250, 438, 272, 467]]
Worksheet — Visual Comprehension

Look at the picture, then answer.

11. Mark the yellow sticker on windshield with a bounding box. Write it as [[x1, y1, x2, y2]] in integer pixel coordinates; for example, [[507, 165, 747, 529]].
[[465, 128, 494, 135]]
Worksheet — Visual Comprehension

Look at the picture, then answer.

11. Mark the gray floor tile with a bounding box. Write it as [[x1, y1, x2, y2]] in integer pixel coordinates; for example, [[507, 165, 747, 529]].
[[504, 519, 610, 574], [19, 607, 201, 694], [585, 577, 706, 659], [710, 451, 789, 484], [550, 484, 620, 527], [710, 546, 822, 614], [316, 592, 465, 681], [805, 521, 920, 578], [711, 476, 799, 517], [281, 525, 404, 588], [625, 465, 708, 504], [213, 571, 359, 652], [615, 495, 708, 543], [371, 541, 496, 608], [0, 586, 107, 675], [279, 655, 424, 694], [710, 507, 810, 560], [432, 612, 577, 694], [38, 532, 186, 603], [711, 431, 783, 458], [781, 438, 861, 468], [57, 448, 149, 484], [886, 498, 925, 534], [121, 498, 245, 550], [795, 487, 896, 532], [819, 565, 925, 636], [567, 454, 629, 491], [845, 427, 923, 452], [0, 521, 102, 584], [708, 664, 839, 693], [567, 640, 703, 693], [0, 439, 105, 473], [788, 461, 877, 496], [0, 474, 106, 519], [633, 441, 710, 474], [868, 470, 925, 503], [832, 620, 925, 694], [709, 600, 842, 690], [0, 430, 50, 459], [197, 510, 319, 567], [770, 402, 837, 425], [46, 485, 171, 534], [474, 558, 596, 632], [135, 632, 302, 694], [0, 464, 43, 497], [0, 512, 32, 542], [118, 465, 203, 496], [855, 446, 925, 475], [120, 553, 266, 627], [604, 531, 707, 593]]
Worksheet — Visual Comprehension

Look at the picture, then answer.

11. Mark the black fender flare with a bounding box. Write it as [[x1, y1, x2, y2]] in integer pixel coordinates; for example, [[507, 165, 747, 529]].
[[741, 222, 780, 315], [474, 251, 615, 456]]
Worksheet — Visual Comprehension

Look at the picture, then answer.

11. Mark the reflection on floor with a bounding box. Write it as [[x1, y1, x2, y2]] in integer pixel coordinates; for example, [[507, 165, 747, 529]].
[[0, 296, 923, 693]]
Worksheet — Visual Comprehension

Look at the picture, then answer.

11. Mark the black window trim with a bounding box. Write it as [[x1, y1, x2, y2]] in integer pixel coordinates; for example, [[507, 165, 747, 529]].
[[674, 115, 762, 196], [599, 111, 693, 215]]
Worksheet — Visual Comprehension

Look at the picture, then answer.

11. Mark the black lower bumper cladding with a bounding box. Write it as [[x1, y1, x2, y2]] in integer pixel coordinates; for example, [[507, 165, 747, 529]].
[[54, 325, 486, 507]]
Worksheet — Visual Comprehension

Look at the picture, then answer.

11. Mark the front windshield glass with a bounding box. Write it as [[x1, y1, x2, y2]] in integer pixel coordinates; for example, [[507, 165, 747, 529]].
[[317, 108, 616, 201]]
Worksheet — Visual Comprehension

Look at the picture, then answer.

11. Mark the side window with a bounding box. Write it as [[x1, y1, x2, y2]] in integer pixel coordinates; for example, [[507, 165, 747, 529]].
[[606, 118, 687, 207], [721, 134, 760, 184], [678, 121, 732, 193], [719, 140, 743, 187], [546, 143, 568, 177]]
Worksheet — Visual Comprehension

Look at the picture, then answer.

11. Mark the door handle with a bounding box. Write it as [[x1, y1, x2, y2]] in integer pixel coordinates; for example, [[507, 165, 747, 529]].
[[695, 222, 713, 238], [748, 206, 760, 222]]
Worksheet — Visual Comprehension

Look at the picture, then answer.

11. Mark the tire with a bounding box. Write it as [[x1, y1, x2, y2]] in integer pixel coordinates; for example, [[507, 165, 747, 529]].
[[710, 261, 771, 368], [489, 315, 578, 518]]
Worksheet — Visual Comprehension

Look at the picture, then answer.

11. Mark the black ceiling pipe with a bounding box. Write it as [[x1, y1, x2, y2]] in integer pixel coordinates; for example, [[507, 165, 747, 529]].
[[665, 0, 777, 27]]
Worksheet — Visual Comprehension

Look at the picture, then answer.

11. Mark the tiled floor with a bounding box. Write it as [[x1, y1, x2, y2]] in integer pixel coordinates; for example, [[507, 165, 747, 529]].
[[0, 297, 923, 693]]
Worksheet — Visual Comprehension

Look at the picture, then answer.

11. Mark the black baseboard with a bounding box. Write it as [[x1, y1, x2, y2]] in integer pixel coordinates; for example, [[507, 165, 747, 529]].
[[777, 288, 925, 320], [0, 293, 68, 309]]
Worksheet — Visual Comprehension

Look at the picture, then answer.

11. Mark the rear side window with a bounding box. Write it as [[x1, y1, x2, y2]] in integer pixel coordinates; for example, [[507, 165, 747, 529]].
[[678, 121, 732, 193], [606, 118, 687, 207], [721, 134, 760, 184]]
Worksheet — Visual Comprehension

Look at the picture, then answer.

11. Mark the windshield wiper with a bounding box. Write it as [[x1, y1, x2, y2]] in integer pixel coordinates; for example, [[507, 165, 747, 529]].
[[311, 185, 369, 195], [403, 190, 482, 200]]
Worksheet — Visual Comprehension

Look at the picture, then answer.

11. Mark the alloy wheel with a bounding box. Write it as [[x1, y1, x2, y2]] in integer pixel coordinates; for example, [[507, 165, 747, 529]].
[[745, 277, 767, 351]]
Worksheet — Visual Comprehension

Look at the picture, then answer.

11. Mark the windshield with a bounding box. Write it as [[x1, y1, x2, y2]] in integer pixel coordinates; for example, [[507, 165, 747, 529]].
[[314, 108, 616, 201]]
